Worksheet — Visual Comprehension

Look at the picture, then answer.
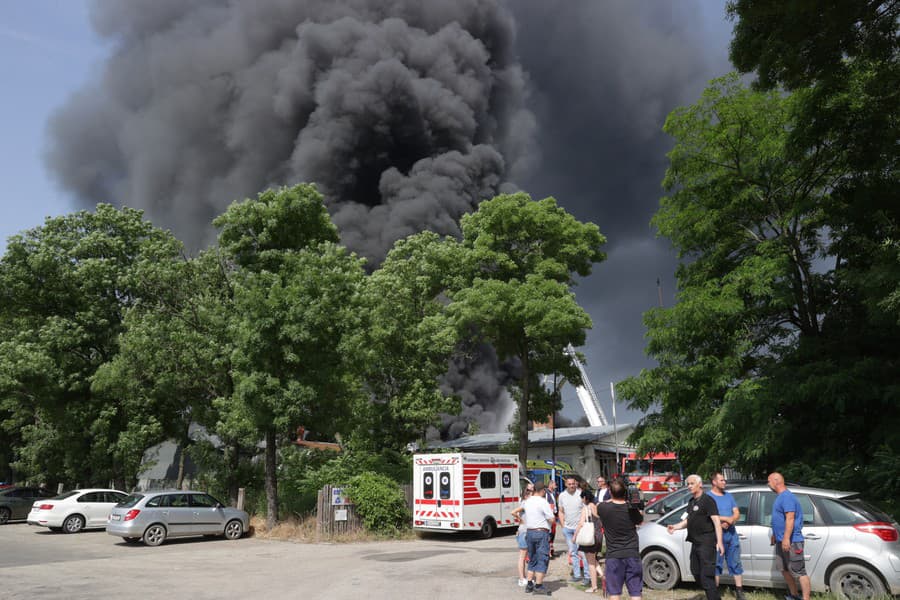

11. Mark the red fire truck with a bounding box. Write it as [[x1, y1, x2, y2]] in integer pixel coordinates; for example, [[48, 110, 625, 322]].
[[620, 452, 683, 496]]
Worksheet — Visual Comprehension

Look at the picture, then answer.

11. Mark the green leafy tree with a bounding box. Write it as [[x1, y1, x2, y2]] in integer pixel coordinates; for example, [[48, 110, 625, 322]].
[[348, 231, 461, 453], [0, 205, 180, 487], [619, 75, 900, 495], [448, 193, 606, 465], [91, 248, 249, 492], [723, 2, 899, 501], [214, 184, 366, 528]]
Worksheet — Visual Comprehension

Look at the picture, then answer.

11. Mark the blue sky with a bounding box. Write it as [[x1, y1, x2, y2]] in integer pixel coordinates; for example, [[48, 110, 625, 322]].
[[0, 1, 105, 253]]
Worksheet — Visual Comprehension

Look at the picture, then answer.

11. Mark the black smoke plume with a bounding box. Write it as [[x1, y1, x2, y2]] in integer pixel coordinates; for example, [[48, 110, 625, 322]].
[[47, 0, 535, 264], [45, 0, 732, 436]]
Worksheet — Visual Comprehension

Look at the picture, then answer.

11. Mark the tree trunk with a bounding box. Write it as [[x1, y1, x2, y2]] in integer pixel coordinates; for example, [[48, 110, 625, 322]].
[[227, 441, 240, 506], [518, 349, 530, 468], [176, 446, 186, 490], [265, 426, 278, 530]]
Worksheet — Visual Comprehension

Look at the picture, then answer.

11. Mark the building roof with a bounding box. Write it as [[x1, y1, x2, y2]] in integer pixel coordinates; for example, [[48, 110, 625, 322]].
[[428, 424, 634, 451]]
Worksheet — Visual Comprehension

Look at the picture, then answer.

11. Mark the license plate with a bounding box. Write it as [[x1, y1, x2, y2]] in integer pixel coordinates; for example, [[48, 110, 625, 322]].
[[425, 520, 441, 527], [110, 514, 122, 521]]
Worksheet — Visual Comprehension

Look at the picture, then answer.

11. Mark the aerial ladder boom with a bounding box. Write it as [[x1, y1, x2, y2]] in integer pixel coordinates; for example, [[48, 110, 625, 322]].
[[564, 344, 609, 427]]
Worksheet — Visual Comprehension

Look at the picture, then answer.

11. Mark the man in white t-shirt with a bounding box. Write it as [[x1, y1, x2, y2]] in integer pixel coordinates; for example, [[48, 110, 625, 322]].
[[557, 475, 588, 585], [512, 482, 555, 595]]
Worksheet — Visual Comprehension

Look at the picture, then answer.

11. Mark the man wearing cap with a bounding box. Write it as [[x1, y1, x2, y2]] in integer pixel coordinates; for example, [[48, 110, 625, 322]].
[[512, 481, 555, 595]]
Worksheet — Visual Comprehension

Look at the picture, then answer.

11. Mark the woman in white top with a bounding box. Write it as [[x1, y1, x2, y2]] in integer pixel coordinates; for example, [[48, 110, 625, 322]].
[[574, 489, 603, 593]]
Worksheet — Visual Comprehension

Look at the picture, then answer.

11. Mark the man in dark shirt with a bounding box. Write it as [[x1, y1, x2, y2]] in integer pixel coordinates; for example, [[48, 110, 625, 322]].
[[595, 478, 644, 600], [667, 474, 724, 600]]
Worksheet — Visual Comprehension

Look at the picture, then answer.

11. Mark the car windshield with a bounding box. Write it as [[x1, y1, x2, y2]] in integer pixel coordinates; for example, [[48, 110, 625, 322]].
[[652, 459, 680, 475], [624, 459, 650, 476], [657, 503, 689, 526], [52, 491, 80, 500], [117, 493, 144, 508]]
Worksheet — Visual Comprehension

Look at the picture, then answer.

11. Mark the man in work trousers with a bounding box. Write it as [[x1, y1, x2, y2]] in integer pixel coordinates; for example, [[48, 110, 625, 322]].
[[768, 472, 811, 600], [709, 472, 746, 600], [558, 475, 589, 585], [668, 474, 724, 600], [514, 481, 555, 595]]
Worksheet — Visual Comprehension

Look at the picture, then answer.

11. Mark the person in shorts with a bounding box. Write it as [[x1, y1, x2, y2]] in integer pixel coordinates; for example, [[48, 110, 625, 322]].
[[513, 481, 554, 595], [595, 478, 644, 600], [768, 472, 810, 600], [512, 484, 534, 586]]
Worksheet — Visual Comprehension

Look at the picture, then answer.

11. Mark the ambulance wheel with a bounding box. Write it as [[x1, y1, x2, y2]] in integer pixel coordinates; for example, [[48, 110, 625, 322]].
[[479, 518, 496, 539]]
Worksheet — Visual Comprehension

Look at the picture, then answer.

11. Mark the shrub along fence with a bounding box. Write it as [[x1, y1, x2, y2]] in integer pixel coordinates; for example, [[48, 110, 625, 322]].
[[315, 483, 414, 538]]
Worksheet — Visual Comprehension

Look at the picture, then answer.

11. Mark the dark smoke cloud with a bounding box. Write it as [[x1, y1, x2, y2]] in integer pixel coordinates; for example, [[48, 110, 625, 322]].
[[45, 0, 733, 435], [508, 0, 733, 423], [47, 0, 535, 263]]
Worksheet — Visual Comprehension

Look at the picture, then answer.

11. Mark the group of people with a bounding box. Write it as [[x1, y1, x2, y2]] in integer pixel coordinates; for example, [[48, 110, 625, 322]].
[[513, 474, 643, 597], [513, 470, 812, 600], [667, 471, 811, 600]]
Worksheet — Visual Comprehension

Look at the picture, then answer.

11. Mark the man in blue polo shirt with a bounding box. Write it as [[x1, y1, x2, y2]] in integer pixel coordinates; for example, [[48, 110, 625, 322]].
[[768, 472, 810, 600], [708, 472, 745, 600]]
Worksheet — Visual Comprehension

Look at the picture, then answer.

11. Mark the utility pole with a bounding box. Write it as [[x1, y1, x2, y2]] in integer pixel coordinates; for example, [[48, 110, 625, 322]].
[[657, 277, 664, 307]]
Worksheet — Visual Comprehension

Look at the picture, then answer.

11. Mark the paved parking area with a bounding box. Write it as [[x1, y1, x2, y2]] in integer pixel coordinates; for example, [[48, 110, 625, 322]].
[[0, 523, 588, 599]]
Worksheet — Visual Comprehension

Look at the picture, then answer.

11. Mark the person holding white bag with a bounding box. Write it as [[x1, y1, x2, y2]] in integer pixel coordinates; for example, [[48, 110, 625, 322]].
[[573, 489, 603, 593]]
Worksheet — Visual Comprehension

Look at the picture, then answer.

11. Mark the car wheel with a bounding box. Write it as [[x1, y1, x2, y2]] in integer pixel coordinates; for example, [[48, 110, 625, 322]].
[[829, 562, 887, 600], [142, 524, 167, 547], [63, 514, 85, 534], [479, 518, 496, 539], [224, 519, 243, 540], [642, 550, 680, 590], [0, 507, 10, 525]]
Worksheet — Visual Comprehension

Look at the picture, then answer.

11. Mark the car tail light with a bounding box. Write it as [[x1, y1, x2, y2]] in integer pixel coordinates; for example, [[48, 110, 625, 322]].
[[450, 522, 460, 528], [38, 504, 54, 510], [854, 522, 899, 542], [414, 520, 424, 526], [124, 509, 141, 521]]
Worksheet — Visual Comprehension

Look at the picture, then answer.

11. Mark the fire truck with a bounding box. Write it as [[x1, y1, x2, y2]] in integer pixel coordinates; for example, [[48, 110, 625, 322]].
[[412, 452, 521, 538], [620, 452, 683, 496]]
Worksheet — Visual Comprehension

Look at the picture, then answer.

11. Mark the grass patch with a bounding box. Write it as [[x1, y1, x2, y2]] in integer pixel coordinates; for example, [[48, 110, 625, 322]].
[[248, 514, 416, 543]]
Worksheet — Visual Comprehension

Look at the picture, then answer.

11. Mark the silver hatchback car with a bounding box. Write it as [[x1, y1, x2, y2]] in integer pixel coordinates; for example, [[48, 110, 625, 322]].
[[638, 484, 900, 599], [107, 490, 249, 546]]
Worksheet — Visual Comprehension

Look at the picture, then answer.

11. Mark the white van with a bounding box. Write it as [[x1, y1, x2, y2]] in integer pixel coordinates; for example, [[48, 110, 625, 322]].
[[412, 452, 522, 538]]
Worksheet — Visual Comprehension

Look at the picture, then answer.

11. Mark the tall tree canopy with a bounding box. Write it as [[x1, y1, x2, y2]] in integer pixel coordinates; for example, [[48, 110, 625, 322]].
[[724, 0, 899, 507], [214, 184, 366, 528], [448, 193, 606, 465], [0, 205, 180, 487], [619, 75, 900, 509]]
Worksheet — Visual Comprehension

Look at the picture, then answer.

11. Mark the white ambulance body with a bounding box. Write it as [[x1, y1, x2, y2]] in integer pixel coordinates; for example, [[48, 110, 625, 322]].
[[412, 452, 521, 538]]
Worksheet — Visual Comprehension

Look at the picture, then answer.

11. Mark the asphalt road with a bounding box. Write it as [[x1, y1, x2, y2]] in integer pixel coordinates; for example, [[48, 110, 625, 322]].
[[0, 522, 592, 599]]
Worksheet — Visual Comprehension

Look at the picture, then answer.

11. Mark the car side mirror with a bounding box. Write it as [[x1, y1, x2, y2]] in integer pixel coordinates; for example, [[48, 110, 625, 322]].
[[215, 502, 223, 509]]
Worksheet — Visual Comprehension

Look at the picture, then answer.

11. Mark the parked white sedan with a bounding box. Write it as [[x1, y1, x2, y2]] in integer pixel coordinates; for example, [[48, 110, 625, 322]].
[[638, 484, 900, 599], [28, 489, 129, 533]]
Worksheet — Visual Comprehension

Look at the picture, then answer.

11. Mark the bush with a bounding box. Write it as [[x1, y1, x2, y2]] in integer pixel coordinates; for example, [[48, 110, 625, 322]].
[[345, 471, 410, 534], [277, 448, 412, 518]]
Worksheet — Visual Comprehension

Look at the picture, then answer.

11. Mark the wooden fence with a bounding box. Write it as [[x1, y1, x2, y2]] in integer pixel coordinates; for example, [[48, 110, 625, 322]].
[[315, 483, 415, 539], [316, 484, 362, 538]]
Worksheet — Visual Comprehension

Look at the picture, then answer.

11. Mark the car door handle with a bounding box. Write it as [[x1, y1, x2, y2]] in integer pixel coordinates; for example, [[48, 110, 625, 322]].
[[738, 534, 748, 540], [804, 533, 821, 540]]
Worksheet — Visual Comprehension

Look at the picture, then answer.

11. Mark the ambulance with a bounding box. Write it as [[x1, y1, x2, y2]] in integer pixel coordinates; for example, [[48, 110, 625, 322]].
[[412, 452, 522, 538]]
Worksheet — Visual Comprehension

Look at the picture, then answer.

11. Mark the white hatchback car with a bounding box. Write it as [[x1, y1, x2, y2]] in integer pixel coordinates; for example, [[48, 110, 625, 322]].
[[28, 489, 129, 533], [638, 484, 900, 600]]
